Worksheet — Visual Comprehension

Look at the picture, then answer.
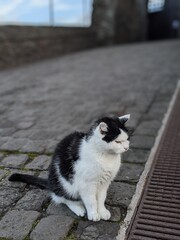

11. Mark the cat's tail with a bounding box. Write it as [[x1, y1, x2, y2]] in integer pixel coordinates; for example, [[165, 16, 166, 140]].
[[9, 173, 49, 190]]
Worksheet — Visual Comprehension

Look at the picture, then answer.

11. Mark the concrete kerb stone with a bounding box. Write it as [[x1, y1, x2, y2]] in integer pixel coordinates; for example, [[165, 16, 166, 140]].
[[117, 80, 180, 240]]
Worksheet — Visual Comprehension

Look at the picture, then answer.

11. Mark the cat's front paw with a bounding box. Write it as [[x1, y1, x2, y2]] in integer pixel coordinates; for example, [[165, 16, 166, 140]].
[[87, 211, 100, 221], [99, 208, 111, 220]]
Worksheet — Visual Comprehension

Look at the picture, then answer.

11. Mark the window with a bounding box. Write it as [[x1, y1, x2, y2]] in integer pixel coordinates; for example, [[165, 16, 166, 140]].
[[0, 0, 93, 26], [148, 0, 165, 13]]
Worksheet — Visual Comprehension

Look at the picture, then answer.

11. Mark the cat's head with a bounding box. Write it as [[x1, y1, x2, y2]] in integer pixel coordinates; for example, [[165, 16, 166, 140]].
[[92, 115, 131, 154]]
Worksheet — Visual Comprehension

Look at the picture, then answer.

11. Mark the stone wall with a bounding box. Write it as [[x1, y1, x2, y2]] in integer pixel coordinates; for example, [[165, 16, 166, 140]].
[[92, 0, 148, 44], [0, 26, 96, 69]]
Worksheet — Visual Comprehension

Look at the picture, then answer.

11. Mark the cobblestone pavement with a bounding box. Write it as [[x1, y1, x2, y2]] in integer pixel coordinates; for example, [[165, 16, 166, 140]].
[[0, 40, 180, 240]]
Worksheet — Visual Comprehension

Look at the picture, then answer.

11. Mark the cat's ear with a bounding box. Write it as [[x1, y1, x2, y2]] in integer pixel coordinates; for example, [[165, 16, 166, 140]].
[[99, 122, 108, 135], [119, 114, 130, 124]]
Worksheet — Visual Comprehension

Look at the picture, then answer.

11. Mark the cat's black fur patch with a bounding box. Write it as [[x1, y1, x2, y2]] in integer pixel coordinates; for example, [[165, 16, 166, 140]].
[[96, 116, 130, 143], [53, 132, 84, 181], [48, 161, 79, 200]]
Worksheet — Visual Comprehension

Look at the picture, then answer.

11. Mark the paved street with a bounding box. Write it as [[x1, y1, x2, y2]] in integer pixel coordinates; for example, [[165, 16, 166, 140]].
[[0, 40, 180, 239]]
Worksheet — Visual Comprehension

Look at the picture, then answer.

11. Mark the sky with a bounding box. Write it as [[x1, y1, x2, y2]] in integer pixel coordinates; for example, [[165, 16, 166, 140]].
[[0, 0, 92, 26]]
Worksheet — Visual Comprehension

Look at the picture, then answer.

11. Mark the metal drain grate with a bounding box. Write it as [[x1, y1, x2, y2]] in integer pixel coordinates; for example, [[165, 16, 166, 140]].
[[126, 90, 180, 240]]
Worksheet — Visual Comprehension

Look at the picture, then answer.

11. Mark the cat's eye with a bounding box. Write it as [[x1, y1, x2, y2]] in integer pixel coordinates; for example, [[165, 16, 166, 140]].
[[115, 140, 122, 144]]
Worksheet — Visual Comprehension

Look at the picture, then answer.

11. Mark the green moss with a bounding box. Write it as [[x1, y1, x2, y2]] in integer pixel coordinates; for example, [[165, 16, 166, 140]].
[[23, 236, 30, 240], [31, 219, 40, 230], [65, 221, 78, 240], [0, 150, 21, 156], [65, 233, 77, 240]]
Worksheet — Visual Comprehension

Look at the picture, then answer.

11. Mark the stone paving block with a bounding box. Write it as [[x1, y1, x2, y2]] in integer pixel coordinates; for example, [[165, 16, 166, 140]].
[[0, 186, 23, 211], [30, 215, 74, 240], [1, 169, 35, 189], [12, 129, 34, 138], [21, 140, 46, 153], [0, 137, 10, 149], [122, 149, 150, 164], [0, 154, 28, 168], [0, 127, 16, 136], [38, 170, 48, 179], [29, 129, 61, 140], [15, 189, 49, 211], [17, 121, 34, 129], [46, 202, 78, 218], [26, 155, 51, 170], [106, 182, 135, 207], [135, 120, 161, 136], [143, 102, 168, 121], [106, 205, 122, 222], [45, 140, 59, 153], [0, 169, 8, 180], [75, 221, 119, 240], [116, 163, 144, 182], [0, 152, 4, 161], [0, 210, 40, 240], [1, 138, 28, 151], [131, 135, 155, 149]]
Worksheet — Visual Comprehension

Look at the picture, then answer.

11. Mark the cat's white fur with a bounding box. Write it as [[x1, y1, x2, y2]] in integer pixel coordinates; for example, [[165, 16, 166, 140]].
[[51, 115, 130, 221]]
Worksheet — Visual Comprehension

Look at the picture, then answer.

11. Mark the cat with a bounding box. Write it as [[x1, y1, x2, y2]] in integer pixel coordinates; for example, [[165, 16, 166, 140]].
[[9, 114, 131, 221]]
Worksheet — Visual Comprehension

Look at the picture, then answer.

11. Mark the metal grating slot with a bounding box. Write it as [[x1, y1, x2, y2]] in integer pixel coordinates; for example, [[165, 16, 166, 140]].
[[126, 90, 180, 240]]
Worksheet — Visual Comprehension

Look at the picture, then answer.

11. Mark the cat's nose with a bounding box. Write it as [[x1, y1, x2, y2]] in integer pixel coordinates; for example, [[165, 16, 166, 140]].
[[124, 147, 129, 151]]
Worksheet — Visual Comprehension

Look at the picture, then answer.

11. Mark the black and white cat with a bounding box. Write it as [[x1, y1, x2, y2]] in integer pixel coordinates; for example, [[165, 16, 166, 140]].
[[9, 114, 131, 221]]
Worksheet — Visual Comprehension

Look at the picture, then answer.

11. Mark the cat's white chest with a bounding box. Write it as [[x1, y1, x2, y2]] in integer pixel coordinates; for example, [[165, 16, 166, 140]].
[[97, 153, 121, 184]]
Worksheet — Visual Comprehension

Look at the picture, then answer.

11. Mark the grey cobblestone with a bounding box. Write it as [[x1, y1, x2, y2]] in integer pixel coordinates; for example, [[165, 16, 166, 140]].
[[75, 221, 119, 240], [17, 121, 34, 129], [45, 140, 59, 153], [15, 189, 49, 211], [30, 215, 74, 240], [0, 169, 8, 180], [1, 170, 35, 189], [46, 202, 79, 218], [26, 155, 51, 170], [0, 137, 10, 148], [0, 186, 23, 212], [1, 138, 28, 151], [38, 170, 48, 179], [0, 154, 28, 168], [122, 149, 150, 164], [106, 182, 136, 207], [0, 153, 4, 161], [131, 135, 155, 150], [0, 127, 16, 136], [135, 120, 162, 136], [0, 210, 40, 240], [21, 140, 46, 153], [116, 163, 144, 182], [106, 205, 122, 222]]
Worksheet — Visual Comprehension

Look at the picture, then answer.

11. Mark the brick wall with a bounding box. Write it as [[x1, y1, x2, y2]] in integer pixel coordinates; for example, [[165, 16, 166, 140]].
[[0, 26, 96, 69]]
